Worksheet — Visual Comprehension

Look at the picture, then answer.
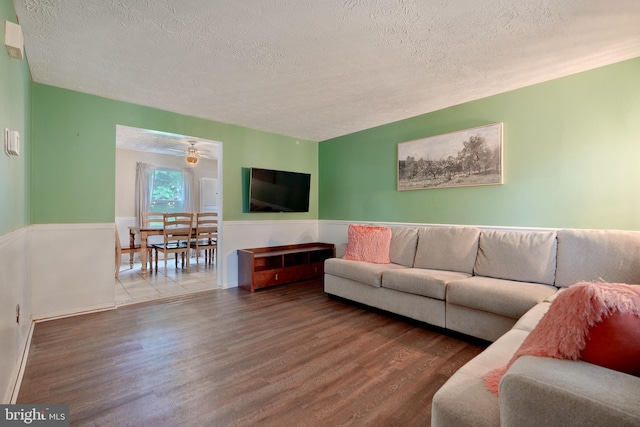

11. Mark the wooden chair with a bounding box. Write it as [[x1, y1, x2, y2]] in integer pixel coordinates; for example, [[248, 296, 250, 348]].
[[115, 227, 141, 278], [142, 212, 164, 228], [141, 212, 164, 268], [153, 212, 194, 273], [190, 212, 218, 266]]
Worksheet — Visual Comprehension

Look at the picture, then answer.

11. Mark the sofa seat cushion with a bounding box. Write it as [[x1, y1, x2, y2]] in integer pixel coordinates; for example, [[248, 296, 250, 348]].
[[512, 302, 551, 333], [432, 329, 528, 427], [474, 230, 557, 286], [382, 268, 471, 300], [447, 276, 558, 319], [414, 226, 480, 274], [324, 258, 407, 288]]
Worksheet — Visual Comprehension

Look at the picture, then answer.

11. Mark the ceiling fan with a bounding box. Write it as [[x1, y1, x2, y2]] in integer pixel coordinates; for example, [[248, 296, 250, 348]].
[[185, 142, 200, 166], [164, 140, 209, 165]]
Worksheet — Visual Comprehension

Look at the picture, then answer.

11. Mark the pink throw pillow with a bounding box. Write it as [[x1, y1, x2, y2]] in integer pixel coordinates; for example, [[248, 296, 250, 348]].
[[342, 224, 392, 264]]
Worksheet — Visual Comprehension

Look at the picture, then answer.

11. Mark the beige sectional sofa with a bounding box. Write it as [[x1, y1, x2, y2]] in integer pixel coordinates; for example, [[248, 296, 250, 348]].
[[324, 225, 640, 427]]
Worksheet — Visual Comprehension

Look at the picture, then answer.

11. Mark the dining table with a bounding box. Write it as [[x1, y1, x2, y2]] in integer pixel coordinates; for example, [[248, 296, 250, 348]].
[[129, 225, 198, 276]]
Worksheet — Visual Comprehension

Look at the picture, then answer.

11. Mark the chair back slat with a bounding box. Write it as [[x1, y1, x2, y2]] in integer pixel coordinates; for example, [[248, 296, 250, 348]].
[[162, 212, 193, 245], [142, 212, 164, 228], [194, 212, 218, 243], [190, 212, 218, 266], [151, 212, 195, 273]]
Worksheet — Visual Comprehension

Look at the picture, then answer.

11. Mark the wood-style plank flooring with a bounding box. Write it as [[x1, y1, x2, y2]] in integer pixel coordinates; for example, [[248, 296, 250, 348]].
[[18, 280, 485, 426]]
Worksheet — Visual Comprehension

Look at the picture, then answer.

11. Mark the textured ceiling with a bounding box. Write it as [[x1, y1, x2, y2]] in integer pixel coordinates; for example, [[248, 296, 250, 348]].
[[13, 0, 640, 142]]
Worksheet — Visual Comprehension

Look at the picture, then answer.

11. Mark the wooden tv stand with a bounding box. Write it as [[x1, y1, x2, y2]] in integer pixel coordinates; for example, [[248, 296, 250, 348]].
[[238, 243, 335, 292]]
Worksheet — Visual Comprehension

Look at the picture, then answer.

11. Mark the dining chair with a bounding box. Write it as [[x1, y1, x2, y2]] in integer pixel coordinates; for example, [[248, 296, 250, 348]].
[[115, 226, 142, 278], [141, 212, 164, 268], [153, 212, 194, 273], [190, 212, 218, 266], [142, 212, 164, 228]]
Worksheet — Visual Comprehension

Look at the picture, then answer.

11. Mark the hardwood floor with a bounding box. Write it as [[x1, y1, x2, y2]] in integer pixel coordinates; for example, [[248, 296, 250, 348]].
[[18, 280, 485, 426]]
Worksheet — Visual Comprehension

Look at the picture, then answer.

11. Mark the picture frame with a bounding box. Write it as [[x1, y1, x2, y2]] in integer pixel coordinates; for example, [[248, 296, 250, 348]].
[[397, 122, 503, 191]]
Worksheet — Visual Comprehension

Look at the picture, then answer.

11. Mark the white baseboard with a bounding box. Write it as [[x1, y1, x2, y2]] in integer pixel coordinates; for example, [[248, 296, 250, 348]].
[[8, 320, 34, 404], [32, 302, 116, 322]]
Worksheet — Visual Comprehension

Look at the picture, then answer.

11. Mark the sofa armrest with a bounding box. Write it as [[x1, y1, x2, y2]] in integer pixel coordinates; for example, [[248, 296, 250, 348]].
[[500, 355, 640, 427]]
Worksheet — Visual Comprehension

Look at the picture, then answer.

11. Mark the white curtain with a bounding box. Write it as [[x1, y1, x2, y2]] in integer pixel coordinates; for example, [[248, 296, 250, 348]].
[[182, 167, 195, 212], [135, 162, 155, 226]]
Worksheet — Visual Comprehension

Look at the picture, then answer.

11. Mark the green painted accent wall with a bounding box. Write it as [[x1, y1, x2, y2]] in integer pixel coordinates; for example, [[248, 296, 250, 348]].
[[30, 84, 317, 223], [0, 1, 31, 236], [319, 58, 640, 230]]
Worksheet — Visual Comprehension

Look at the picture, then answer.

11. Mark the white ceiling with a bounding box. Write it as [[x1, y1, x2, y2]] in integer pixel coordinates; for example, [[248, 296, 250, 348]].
[[13, 0, 640, 142]]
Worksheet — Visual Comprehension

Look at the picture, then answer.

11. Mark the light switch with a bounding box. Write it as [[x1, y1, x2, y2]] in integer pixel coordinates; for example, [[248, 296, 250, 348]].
[[4, 128, 20, 156]]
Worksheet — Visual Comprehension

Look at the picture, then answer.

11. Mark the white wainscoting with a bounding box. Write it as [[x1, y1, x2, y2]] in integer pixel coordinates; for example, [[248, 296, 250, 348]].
[[220, 220, 319, 288], [30, 223, 115, 320], [0, 227, 30, 403]]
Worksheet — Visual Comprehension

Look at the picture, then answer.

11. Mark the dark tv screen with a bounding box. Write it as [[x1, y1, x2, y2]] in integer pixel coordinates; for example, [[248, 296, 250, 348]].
[[249, 167, 311, 212]]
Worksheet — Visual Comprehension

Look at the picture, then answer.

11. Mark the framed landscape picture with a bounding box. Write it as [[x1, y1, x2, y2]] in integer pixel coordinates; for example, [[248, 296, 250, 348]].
[[397, 122, 503, 191]]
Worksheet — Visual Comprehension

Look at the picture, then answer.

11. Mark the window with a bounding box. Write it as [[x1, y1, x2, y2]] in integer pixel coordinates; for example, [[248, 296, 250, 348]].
[[151, 168, 185, 213]]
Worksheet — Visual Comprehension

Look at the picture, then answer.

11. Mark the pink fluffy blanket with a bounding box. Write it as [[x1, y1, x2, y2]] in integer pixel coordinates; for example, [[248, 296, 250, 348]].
[[484, 281, 640, 394]]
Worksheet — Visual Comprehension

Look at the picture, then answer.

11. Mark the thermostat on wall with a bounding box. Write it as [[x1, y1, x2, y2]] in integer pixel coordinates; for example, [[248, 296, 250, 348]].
[[4, 128, 20, 156]]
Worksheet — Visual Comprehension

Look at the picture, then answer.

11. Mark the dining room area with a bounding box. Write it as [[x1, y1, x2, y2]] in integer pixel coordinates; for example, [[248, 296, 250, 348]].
[[116, 211, 219, 305], [114, 125, 222, 305], [115, 257, 218, 305]]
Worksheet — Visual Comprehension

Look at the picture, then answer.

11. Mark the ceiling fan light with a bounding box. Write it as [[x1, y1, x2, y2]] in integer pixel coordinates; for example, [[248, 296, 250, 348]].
[[186, 154, 198, 165], [186, 144, 199, 165]]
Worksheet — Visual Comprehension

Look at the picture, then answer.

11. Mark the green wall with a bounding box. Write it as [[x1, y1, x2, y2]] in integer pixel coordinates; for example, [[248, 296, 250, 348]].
[[0, 0, 30, 236], [30, 84, 318, 223], [319, 58, 640, 230]]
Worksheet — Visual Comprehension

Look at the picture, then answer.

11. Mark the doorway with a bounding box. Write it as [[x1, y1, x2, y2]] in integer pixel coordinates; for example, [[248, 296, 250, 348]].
[[114, 125, 223, 305]]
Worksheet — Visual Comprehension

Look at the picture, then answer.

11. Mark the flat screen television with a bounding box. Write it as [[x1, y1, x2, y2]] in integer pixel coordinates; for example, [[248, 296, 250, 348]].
[[249, 167, 311, 212]]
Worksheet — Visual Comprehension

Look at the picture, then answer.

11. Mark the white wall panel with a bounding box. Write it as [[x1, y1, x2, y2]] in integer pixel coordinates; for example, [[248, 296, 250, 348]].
[[220, 220, 319, 288], [30, 224, 115, 319], [0, 228, 29, 403]]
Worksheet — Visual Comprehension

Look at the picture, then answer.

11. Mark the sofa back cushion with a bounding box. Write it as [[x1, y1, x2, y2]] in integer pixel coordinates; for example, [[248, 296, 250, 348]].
[[555, 229, 640, 287], [414, 226, 480, 274], [474, 230, 557, 285], [388, 226, 419, 267]]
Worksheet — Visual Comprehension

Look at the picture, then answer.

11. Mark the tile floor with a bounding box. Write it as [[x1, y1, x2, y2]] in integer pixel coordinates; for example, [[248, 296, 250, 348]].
[[115, 255, 218, 306]]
